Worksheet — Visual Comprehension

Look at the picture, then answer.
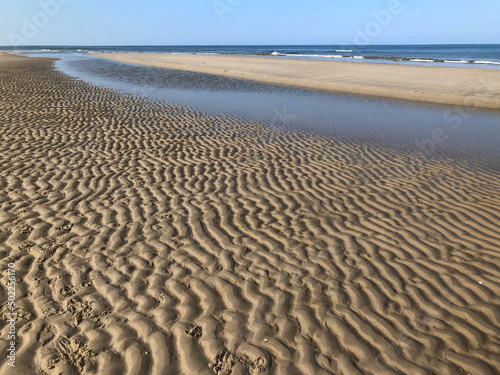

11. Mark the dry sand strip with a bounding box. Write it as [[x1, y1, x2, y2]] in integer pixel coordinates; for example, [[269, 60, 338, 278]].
[[88, 53, 500, 110], [0, 54, 500, 375]]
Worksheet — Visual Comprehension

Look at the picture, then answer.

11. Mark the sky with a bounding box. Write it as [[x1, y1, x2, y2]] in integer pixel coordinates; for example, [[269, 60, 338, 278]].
[[1, 0, 499, 46]]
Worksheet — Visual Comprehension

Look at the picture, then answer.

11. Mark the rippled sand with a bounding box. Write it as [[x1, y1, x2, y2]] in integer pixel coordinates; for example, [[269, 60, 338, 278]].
[[1, 54, 500, 375]]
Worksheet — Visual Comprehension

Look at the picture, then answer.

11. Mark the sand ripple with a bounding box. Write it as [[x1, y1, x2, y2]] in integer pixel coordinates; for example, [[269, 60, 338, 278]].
[[0, 54, 500, 375]]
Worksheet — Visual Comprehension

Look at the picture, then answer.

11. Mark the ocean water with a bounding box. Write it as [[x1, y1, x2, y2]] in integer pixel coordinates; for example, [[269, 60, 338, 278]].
[[3, 44, 500, 68]]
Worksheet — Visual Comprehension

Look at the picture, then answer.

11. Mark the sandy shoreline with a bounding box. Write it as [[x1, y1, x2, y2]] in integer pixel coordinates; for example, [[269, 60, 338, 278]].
[[1, 54, 500, 375], [87, 53, 500, 109]]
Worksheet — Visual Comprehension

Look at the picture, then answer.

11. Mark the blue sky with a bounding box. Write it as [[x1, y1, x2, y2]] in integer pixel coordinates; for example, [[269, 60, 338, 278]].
[[1, 0, 499, 46]]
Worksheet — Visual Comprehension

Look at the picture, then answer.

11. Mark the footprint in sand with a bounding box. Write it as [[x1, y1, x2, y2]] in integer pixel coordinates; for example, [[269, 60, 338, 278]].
[[210, 351, 235, 375], [43, 336, 96, 374], [185, 324, 202, 339], [55, 223, 73, 235]]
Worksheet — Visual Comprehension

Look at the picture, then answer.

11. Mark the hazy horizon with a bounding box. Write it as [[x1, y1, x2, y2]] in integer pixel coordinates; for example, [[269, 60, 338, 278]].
[[2, 43, 500, 48]]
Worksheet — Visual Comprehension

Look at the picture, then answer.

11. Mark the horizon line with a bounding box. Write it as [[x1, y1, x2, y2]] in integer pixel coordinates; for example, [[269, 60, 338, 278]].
[[2, 43, 500, 48]]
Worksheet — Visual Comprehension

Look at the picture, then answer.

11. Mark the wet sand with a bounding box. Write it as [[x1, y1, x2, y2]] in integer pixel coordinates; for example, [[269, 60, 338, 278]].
[[88, 53, 500, 110], [1, 54, 500, 375]]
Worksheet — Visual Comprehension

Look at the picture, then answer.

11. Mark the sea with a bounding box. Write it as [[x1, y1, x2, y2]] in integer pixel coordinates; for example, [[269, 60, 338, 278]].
[[2, 44, 500, 69]]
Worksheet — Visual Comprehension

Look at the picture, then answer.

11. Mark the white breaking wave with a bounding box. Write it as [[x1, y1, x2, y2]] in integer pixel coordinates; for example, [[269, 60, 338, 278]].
[[291, 54, 343, 58], [275, 54, 364, 59], [22, 49, 61, 53], [268, 52, 344, 58], [473, 60, 500, 65]]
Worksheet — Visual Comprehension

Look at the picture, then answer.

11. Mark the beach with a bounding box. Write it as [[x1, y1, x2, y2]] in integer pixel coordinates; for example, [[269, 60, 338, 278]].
[[88, 53, 500, 109], [1, 52, 500, 375]]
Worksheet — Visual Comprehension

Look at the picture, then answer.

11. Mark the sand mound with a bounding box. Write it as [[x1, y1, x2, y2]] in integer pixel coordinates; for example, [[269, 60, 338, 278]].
[[0, 54, 499, 375]]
